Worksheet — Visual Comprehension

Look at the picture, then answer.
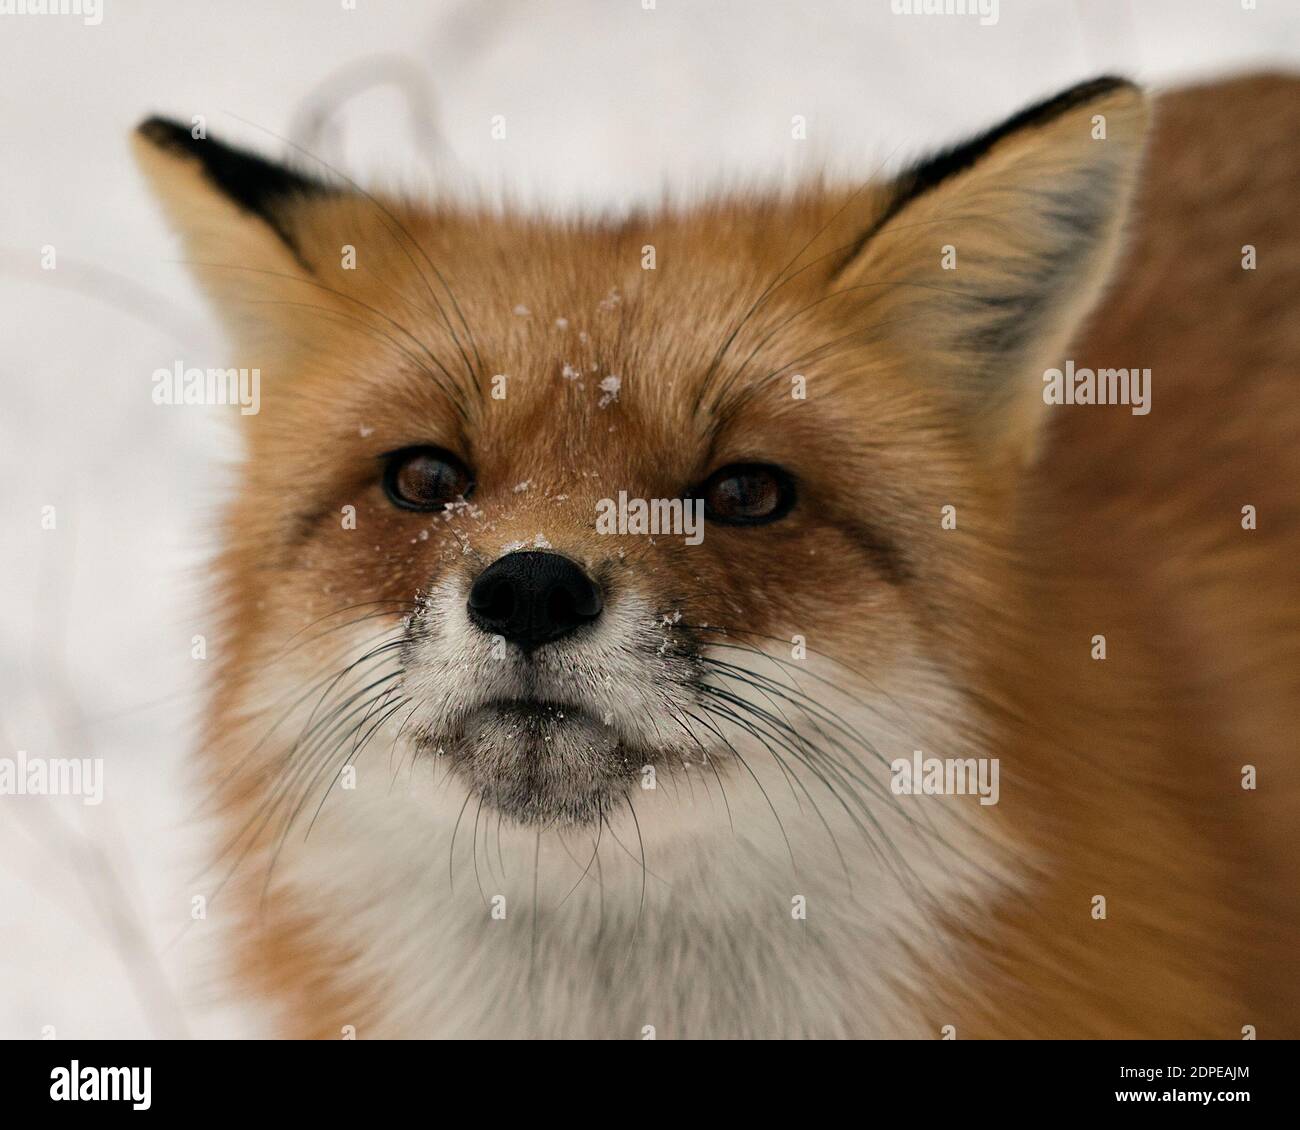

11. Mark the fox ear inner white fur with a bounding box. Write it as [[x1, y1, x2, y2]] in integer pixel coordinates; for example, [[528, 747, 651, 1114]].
[[832, 77, 1149, 457]]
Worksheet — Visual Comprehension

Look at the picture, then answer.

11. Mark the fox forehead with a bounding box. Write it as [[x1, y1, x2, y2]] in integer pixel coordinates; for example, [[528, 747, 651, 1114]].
[[261, 190, 892, 406], [240, 191, 941, 509]]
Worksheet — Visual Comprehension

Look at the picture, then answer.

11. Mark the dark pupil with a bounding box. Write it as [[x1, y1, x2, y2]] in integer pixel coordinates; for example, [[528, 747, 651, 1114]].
[[715, 472, 776, 517], [400, 456, 458, 503]]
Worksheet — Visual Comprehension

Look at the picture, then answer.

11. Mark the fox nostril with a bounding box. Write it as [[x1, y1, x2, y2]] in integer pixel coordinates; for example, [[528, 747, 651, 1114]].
[[470, 576, 515, 622], [568, 579, 602, 620], [548, 587, 574, 626], [467, 551, 602, 651]]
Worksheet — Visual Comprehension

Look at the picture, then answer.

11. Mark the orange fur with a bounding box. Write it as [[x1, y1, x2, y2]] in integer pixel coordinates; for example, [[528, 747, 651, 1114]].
[[135, 73, 1299, 1038]]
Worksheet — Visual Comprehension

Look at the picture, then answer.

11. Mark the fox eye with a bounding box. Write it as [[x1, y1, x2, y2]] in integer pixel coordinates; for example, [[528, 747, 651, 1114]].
[[700, 463, 796, 525], [382, 446, 474, 511]]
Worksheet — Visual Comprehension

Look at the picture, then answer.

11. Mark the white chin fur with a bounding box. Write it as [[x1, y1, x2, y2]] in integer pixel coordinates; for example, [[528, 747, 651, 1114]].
[[240, 589, 1016, 1037]]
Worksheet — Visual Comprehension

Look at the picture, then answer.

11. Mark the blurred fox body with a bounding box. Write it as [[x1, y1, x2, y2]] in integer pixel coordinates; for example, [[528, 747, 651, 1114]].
[[136, 73, 1299, 1038]]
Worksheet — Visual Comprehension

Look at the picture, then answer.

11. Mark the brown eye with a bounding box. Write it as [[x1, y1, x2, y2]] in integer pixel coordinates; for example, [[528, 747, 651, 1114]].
[[382, 446, 474, 511], [700, 463, 796, 526]]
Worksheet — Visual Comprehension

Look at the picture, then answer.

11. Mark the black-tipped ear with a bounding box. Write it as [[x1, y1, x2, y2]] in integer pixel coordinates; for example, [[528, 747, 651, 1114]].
[[134, 116, 334, 271], [831, 76, 1148, 462], [852, 76, 1138, 255]]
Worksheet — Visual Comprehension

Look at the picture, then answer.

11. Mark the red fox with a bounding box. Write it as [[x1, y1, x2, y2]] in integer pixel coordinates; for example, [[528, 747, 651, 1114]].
[[134, 72, 1299, 1038]]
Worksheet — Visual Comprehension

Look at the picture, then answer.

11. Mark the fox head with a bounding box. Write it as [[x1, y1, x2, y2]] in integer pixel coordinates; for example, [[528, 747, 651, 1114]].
[[134, 78, 1147, 1034]]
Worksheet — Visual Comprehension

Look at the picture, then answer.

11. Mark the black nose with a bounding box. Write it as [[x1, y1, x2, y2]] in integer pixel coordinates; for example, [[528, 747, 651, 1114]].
[[467, 551, 603, 651]]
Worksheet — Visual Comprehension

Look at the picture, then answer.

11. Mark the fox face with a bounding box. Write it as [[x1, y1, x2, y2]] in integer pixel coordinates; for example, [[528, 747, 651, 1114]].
[[135, 79, 1154, 1036]]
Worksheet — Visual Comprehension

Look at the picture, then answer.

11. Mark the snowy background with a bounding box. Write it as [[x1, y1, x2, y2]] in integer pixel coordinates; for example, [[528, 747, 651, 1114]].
[[2, 0, 1297, 1038]]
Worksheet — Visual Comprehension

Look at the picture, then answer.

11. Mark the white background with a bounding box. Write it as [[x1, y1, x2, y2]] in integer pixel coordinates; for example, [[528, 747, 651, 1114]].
[[1, 0, 1297, 1037]]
